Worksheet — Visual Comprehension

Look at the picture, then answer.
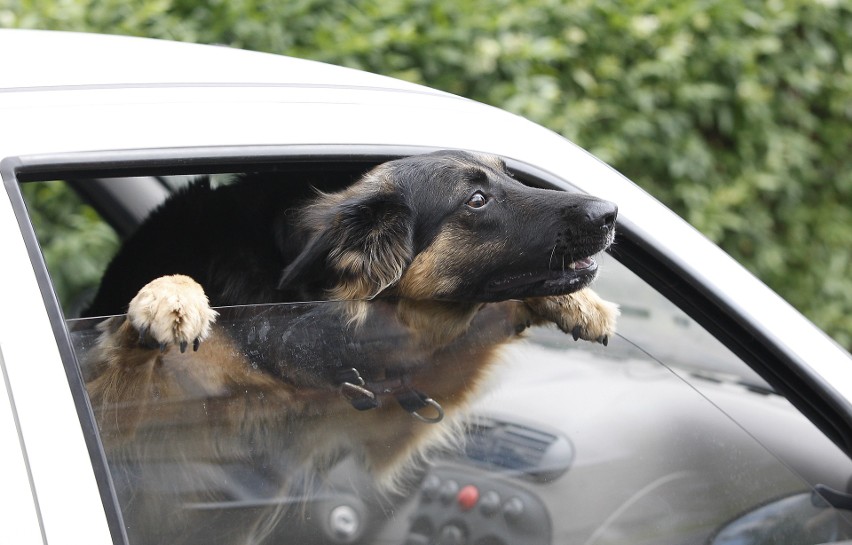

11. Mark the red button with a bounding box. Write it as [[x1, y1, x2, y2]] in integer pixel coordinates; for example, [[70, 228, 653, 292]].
[[457, 485, 479, 511]]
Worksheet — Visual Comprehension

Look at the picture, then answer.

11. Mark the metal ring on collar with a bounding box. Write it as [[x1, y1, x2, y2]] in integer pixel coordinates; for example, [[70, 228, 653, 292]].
[[411, 398, 444, 424]]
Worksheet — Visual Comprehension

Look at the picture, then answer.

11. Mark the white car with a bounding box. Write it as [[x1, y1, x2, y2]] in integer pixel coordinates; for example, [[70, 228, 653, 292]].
[[2, 29, 851, 545]]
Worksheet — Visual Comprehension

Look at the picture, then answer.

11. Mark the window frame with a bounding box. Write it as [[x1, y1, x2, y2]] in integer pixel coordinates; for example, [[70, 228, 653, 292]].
[[3, 144, 852, 545]]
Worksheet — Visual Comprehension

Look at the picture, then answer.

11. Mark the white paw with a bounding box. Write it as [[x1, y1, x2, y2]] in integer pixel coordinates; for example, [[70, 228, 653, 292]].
[[526, 288, 619, 345], [127, 275, 218, 352]]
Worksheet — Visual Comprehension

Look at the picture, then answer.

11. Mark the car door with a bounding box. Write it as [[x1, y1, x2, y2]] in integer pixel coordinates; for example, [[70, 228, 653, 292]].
[[5, 145, 852, 545]]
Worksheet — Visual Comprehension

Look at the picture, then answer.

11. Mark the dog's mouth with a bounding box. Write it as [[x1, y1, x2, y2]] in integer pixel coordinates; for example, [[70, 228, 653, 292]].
[[484, 255, 599, 299]]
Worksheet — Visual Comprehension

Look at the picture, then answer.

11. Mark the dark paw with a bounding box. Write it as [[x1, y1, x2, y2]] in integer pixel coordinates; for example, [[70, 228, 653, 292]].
[[571, 324, 608, 345]]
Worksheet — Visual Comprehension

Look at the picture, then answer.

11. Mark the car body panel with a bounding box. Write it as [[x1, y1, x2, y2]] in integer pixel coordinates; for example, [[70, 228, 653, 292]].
[[0, 29, 439, 94], [0, 170, 114, 544], [0, 347, 45, 544]]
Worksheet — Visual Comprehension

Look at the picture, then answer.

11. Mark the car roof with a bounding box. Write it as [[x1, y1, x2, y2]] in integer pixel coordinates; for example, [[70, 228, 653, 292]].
[[0, 29, 442, 95]]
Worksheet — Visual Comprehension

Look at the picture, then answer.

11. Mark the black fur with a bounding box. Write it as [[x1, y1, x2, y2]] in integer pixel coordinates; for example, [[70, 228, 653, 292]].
[[85, 176, 334, 315]]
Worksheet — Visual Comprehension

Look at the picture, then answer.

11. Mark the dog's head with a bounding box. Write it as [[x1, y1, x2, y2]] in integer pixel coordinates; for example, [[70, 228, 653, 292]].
[[278, 150, 617, 302]]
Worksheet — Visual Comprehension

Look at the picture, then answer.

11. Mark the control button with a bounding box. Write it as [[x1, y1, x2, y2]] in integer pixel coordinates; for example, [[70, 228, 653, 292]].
[[328, 505, 360, 541], [503, 496, 525, 522], [479, 490, 501, 516], [440, 479, 459, 504], [436, 524, 465, 545], [457, 484, 479, 511], [422, 474, 442, 501]]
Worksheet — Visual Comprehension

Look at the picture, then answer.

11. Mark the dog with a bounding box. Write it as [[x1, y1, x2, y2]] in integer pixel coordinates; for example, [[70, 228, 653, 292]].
[[80, 150, 618, 544]]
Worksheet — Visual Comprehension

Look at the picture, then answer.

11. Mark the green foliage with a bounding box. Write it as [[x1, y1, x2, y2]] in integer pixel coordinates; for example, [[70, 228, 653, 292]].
[[21, 181, 120, 315], [3, 0, 850, 348]]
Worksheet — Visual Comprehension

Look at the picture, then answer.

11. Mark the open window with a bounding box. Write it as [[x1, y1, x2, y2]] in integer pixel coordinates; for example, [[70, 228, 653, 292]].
[[9, 147, 852, 545]]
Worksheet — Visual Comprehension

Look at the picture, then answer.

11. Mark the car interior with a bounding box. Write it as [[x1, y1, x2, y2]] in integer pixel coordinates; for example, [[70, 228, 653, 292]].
[[12, 149, 852, 545]]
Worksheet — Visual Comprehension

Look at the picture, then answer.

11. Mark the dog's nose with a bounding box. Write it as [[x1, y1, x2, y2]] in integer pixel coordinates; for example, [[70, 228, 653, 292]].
[[586, 199, 618, 230]]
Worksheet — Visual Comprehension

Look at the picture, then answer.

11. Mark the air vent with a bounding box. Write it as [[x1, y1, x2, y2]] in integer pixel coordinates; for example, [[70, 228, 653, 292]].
[[463, 417, 574, 481]]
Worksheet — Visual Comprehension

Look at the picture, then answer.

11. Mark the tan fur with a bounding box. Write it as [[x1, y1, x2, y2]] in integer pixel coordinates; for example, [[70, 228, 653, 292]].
[[86, 277, 616, 472], [304, 182, 414, 302], [524, 288, 620, 342], [327, 224, 411, 300], [396, 230, 507, 301], [85, 277, 514, 497]]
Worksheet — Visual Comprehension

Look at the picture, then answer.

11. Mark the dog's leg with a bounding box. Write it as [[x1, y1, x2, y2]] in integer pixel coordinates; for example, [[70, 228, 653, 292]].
[[522, 288, 619, 344], [85, 275, 220, 436]]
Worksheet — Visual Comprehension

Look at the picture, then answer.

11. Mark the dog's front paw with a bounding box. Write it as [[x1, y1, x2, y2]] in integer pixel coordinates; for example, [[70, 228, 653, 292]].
[[127, 275, 218, 352], [525, 288, 619, 345]]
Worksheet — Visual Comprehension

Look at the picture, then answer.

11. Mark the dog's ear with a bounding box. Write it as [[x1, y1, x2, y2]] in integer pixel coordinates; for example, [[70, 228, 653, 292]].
[[278, 190, 414, 299]]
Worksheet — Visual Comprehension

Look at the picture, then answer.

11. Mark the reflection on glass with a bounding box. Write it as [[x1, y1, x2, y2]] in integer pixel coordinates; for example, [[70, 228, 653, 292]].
[[72, 298, 524, 545], [711, 493, 852, 545], [68, 279, 850, 545]]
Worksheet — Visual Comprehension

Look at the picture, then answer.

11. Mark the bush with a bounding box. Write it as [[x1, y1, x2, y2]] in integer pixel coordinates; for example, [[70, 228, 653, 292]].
[[3, 0, 850, 348], [20, 181, 120, 314]]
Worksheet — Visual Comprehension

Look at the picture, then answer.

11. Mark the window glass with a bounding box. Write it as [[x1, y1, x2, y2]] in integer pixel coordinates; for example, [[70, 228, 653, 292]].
[[21, 180, 120, 316], [21, 175, 236, 318], [21, 170, 852, 545]]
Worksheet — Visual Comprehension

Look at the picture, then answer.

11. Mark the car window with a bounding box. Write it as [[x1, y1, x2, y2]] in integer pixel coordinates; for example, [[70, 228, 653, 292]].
[[18, 164, 852, 545], [20, 173, 262, 318], [20, 179, 121, 317]]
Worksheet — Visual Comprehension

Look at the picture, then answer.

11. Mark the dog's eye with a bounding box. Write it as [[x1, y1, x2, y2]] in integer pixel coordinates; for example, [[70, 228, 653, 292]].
[[466, 191, 489, 209]]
